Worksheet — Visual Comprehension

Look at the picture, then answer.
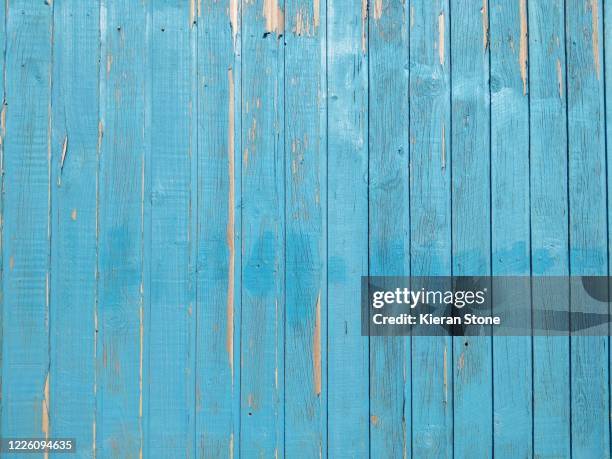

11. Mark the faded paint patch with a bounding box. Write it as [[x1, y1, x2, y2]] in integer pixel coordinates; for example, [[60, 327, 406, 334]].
[[441, 124, 446, 170], [71, 209, 78, 221], [361, 0, 368, 52], [294, 5, 320, 37], [443, 346, 448, 403], [482, 0, 489, 51], [294, 9, 311, 36], [438, 12, 445, 65], [313, 0, 320, 29], [373, 0, 383, 20], [227, 68, 236, 380], [189, 0, 196, 26], [230, 0, 239, 44], [556, 58, 563, 99], [98, 121, 104, 151], [42, 373, 50, 437], [247, 393, 256, 409], [229, 433, 234, 459], [313, 293, 321, 395], [591, 0, 600, 78], [1, 103, 6, 142], [263, 0, 284, 35], [248, 118, 257, 141], [519, 0, 528, 95]]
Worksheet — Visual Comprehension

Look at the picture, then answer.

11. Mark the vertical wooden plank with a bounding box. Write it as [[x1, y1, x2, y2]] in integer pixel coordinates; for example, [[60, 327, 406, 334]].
[[49, 0, 99, 455], [97, 1, 147, 456], [529, 0, 570, 457], [409, 0, 453, 457], [284, 0, 327, 457], [240, 0, 285, 456], [489, 1, 532, 456], [450, 0, 492, 456], [0, 0, 4, 439], [1, 0, 53, 440], [327, 0, 369, 456], [196, 0, 241, 456], [607, 0, 612, 455], [368, 1, 410, 457], [146, 3, 195, 457], [566, 0, 609, 456]]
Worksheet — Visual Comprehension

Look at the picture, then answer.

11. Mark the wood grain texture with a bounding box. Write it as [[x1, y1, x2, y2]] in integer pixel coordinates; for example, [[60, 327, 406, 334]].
[[0, 1, 610, 457], [607, 0, 612, 456], [529, 1, 571, 457], [196, 0, 240, 456], [450, 1, 493, 457], [284, 0, 327, 456], [566, 0, 609, 456], [147, 3, 195, 458], [2, 0, 52, 441], [240, 0, 285, 456], [489, 1, 532, 456], [50, 1, 99, 457], [97, 1, 147, 456], [0, 0, 4, 441], [409, 1, 452, 457], [327, 1, 369, 456], [368, 1, 411, 457]]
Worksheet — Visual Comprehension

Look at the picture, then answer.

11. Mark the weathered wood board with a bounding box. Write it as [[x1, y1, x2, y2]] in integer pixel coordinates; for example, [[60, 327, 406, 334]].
[[0, 1, 610, 457]]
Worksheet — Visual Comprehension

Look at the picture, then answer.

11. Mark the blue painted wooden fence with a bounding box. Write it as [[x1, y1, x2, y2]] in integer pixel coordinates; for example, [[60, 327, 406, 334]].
[[1, 0, 611, 457]]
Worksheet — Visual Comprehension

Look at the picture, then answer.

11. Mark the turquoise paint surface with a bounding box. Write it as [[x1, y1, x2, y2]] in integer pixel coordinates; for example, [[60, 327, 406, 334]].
[[1, 1, 611, 458]]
